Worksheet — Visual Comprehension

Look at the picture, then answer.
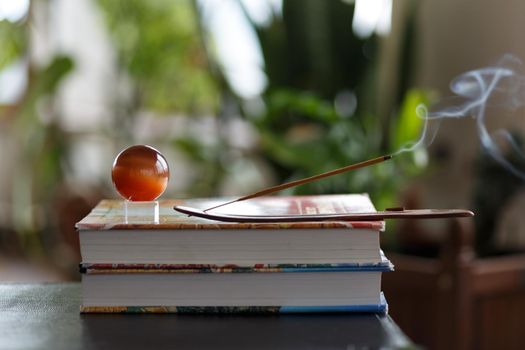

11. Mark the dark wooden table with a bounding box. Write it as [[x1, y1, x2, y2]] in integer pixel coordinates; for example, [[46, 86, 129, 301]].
[[0, 283, 413, 350]]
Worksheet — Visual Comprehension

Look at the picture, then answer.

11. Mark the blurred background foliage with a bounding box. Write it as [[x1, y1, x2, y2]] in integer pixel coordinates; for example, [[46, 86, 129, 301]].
[[96, 0, 221, 140], [0, 0, 431, 278], [98, 0, 428, 210]]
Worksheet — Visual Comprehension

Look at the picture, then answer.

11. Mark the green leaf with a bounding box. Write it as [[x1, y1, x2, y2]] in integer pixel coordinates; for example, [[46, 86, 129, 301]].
[[392, 89, 430, 151], [0, 20, 25, 70]]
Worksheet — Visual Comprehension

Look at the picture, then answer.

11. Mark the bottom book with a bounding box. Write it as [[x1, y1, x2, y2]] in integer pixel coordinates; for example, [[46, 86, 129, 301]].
[[80, 293, 388, 314], [80, 260, 392, 314]]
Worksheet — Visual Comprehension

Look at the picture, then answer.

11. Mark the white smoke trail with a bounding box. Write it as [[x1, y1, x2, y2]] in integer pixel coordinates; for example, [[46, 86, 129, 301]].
[[394, 54, 525, 180]]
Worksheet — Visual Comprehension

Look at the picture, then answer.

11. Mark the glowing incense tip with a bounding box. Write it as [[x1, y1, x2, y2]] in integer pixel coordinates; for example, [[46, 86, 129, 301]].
[[203, 154, 392, 212]]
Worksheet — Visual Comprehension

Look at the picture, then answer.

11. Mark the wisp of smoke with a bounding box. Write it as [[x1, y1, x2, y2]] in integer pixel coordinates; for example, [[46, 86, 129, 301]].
[[394, 54, 525, 180]]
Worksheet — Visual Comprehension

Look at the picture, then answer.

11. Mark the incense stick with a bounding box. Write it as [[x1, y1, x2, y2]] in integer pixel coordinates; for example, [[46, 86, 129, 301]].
[[203, 154, 392, 212]]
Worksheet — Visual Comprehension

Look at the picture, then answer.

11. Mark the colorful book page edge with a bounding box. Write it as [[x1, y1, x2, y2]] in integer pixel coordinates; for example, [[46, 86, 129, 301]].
[[81, 251, 394, 274]]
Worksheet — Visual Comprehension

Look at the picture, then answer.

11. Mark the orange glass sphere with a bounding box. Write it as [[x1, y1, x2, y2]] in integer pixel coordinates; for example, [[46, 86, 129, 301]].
[[111, 145, 169, 201]]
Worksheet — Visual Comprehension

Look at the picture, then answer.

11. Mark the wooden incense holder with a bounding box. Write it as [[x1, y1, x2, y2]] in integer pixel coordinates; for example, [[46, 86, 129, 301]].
[[173, 206, 474, 223]]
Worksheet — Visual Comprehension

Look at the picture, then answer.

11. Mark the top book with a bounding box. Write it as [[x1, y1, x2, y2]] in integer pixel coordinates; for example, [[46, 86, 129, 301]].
[[76, 194, 385, 265]]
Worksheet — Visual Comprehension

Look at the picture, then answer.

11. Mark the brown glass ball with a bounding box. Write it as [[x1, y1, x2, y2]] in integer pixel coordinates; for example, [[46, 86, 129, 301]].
[[111, 145, 169, 201]]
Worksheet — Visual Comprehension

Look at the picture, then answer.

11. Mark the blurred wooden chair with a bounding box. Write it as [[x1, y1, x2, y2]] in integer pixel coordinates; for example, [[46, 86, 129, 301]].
[[383, 218, 525, 350]]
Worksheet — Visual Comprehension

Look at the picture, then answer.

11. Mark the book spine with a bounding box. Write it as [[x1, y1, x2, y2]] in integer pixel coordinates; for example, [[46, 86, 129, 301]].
[[80, 304, 387, 314]]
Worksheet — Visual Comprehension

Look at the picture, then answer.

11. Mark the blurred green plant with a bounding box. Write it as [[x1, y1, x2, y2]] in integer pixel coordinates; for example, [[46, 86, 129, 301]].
[[0, 10, 75, 256], [250, 87, 430, 210], [97, 0, 219, 117], [185, 0, 429, 209], [172, 136, 228, 197], [11, 56, 75, 254], [0, 19, 25, 69]]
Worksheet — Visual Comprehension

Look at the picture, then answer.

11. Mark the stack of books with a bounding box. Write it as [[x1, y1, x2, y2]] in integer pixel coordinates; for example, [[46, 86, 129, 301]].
[[76, 194, 393, 313]]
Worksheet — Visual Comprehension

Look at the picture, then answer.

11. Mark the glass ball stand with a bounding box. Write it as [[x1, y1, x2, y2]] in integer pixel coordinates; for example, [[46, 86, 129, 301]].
[[123, 200, 160, 224]]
